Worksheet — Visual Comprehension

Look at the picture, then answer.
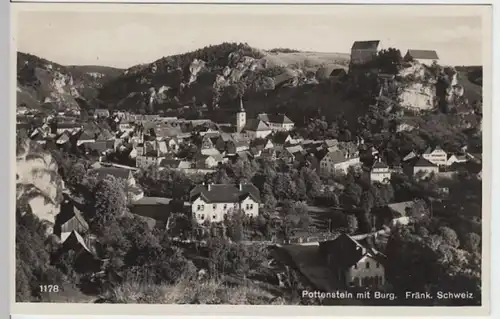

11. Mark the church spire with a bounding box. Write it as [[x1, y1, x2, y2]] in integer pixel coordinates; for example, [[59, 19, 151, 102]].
[[238, 95, 245, 112]]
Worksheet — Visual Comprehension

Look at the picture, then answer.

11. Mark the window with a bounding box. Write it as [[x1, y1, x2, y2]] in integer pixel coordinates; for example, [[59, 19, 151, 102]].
[[223, 204, 227, 210], [213, 204, 217, 209], [246, 204, 250, 210], [249, 204, 254, 209], [201, 205, 204, 211], [197, 205, 201, 211], [200, 214, 205, 220], [366, 262, 370, 269], [212, 215, 216, 219]]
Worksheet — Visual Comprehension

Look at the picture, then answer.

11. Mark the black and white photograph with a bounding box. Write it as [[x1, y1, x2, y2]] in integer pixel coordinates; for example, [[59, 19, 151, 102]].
[[12, 2, 490, 312]]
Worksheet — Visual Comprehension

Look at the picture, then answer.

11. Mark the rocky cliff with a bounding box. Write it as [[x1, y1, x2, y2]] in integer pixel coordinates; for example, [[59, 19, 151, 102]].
[[16, 140, 64, 235], [17, 52, 123, 113]]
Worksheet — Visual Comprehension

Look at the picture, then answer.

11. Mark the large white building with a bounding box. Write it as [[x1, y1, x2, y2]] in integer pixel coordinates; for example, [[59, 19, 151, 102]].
[[190, 183, 261, 224], [257, 113, 295, 132], [404, 49, 439, 66]]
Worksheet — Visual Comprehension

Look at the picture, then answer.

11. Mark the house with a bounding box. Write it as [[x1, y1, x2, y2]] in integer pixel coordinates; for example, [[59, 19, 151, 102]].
[[370, 159, 391, 184], [76, 131, 96, 146], [260, 148, 278, 161], [160, 159, 193, 171], [136, 153, 165, 169], [447, 154, 468, 166], [404, 49, 439, 66], [94, 109, 110, 119], [56, 122, 82, 135], [195, 153, 224, 169], [257, 113, 295, 132], [226, 139, 250, 154], [164, 137, 180, 153], [56, 131, 71, 145], [58, 230, 104, 274], [250, 138, 274, 152], [413, 157, 439, 179], [319, 150, 361, 175], [319, 234, 386, 289], [17, 106, 29, 115], [92, 166, 136, 187], [422, 146, 447, 166], [190, 183, 261, 224], [373, 200, 428, 228], [129, 197, 174, 229], [272, 132, 295, 147], [402, 150, 418, 162], [242, 119, 272, 139], [350, 40, 382, 66], [54, 196, 89, 243]]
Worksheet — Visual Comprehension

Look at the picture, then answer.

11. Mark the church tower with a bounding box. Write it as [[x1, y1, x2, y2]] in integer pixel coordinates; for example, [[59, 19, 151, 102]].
[[236, 96, 246, 133]]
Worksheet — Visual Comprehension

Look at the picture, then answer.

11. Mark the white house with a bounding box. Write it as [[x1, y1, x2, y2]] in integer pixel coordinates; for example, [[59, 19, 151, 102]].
[[190, 183, 261, 224], [319, 150, 361, 175], [370, 159, 391, 184], [413, 157, 439, 180], [350, 40, 382, 66], [422, 146, 447, 166], [404, 49, 439, 66], [320, 234, 385, 289], [257, 113, 295, 132]]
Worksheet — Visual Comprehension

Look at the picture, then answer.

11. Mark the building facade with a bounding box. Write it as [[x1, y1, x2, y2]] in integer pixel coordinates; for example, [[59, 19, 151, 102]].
[[422, 146, 448, 166], [350, 40, 382, 66], [190, 183, 261, 224], [370, 160, 391, 184]]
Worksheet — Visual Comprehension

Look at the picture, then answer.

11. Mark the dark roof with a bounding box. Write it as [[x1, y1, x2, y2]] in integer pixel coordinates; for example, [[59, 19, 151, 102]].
[[190, 183, 261, 203], [372, 160, 389, 169], [57, 204, 89, 231], [351, 40, 380, 50], [406, 49, 439, 60], [260, 113, 294, 125], [160, 159, 181, 168], [320, 150, 347, 164], [243, 119, 271, 132], [82, 141, 111, 154], [78, 131, 95, 141], [414, 157, 437, 167], [330, 68, 347, 77], [92, 167, 132, 180], [132, 197, 172, 206]]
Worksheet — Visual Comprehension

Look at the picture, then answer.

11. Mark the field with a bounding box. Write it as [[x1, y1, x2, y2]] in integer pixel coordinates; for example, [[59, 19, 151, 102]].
[[263, 51, 350, 72]]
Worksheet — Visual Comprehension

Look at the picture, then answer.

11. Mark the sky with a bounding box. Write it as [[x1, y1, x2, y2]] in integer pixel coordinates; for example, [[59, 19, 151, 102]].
[[15, 5, 486, 69]]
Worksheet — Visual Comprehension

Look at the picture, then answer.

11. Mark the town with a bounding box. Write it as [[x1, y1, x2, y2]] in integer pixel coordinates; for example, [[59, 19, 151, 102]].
[[16, 39, 483, 306]]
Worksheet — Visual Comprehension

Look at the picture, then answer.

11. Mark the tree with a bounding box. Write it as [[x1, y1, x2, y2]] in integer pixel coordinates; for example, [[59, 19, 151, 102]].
[[463, 232, 481, 253], [91, 177, 128, 232], [439, 226, 460, 248]]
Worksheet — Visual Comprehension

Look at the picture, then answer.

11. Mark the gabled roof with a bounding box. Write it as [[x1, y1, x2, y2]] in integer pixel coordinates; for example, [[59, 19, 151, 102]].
[[387, 201, 417, 217], [266, 114, 294, 125], [320, 150, 347, 164], [190, 183, 261, 204], [406, 49, 439, 60], [351, 40, 380, 50], [57, 204, 89, 232], [78, 131, 95, 141], [414, 157, 437, 167], [243, 119, 271, 132]]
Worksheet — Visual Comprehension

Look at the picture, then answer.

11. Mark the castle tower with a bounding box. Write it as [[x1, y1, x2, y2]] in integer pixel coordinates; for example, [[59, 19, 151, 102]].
[[236, 96, 246, 133]]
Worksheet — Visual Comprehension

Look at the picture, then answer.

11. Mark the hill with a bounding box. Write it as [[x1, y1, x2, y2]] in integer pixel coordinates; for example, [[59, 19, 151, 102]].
[[97, 42, 351, 120], [16, 52, 123, 113]]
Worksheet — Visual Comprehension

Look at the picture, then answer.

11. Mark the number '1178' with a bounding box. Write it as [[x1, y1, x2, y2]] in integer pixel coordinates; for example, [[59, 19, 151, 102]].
[[39, 285, 59, 293]]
